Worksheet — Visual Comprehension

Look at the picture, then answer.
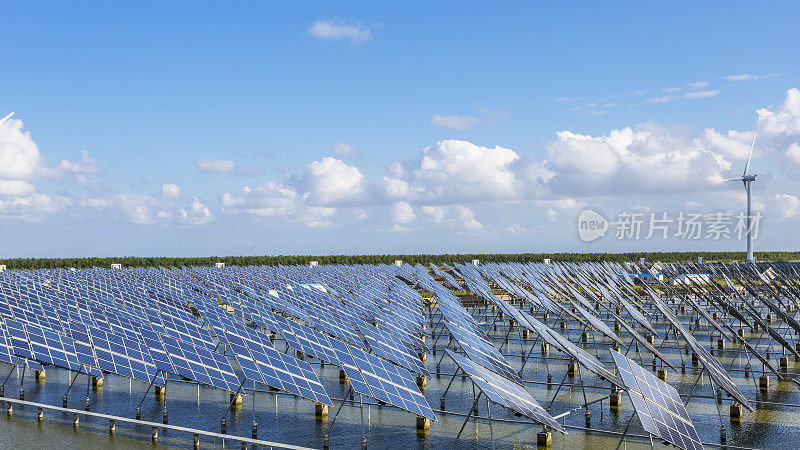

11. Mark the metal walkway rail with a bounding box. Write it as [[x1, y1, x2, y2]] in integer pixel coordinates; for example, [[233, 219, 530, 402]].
[[1, 396, 316, 450]]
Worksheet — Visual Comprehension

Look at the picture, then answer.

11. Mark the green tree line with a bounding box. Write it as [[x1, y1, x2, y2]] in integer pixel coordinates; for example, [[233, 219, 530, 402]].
[[0, 251, 798, 270]]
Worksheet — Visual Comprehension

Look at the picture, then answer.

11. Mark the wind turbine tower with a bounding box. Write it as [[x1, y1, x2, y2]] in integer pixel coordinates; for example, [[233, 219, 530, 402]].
[[724, 134, 757, 263]]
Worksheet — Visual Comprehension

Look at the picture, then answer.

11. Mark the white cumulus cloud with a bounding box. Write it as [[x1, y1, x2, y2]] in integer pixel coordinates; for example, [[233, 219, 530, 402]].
[[390, 202, 416, 224], [180, 198, 215, 225], [308, 19, 372, 43], [304, 157, 366, 205], [161, 183, 181, 199], [196, 159, 236, 173]]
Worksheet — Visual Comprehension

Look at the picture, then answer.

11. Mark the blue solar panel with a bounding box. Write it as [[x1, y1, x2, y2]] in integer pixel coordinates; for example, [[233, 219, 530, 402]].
[[345, 342, 435, 420], [448, 350, 563, 432], [274, 315, 339, 364], [355, 319, 430, 378], [611, 351, 703, 450]]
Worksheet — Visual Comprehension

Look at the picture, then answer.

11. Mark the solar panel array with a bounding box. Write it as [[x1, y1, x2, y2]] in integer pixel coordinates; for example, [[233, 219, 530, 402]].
[[2, 256, 795, 447], [611, 351, 704, 450]]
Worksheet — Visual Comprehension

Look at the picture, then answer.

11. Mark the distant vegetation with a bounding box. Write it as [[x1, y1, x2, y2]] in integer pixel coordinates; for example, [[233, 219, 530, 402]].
[[1, 251, 798, 270]]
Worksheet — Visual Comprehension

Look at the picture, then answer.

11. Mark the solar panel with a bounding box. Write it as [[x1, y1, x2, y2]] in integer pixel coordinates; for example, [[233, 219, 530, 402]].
[[0, 320, 16, 364], [618, 297, 658, 336], [611, 351, 703, 450], [571, 302, 625, 346], [159, 333, 239, 392], [647, 291, 751, 410], [88, 325, 159, 384], [356, 320, 430, 377], [444, 321, 522, 384], [346, 343, 435, 420], [227, 324, 332, 405], [520, 310, 624, 388], [4, 317, 36, 361], [448, 350, 563, 432], [27, 324, 87, 373], [273, 315, 339, 365], [329, 337, 376, 398]]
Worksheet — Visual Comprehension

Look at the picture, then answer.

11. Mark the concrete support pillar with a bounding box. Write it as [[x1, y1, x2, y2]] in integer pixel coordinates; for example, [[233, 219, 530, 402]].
[[780, 356, 789, 371], [151, 426, 158, 443], [73, 414, 79, 428], [541, 342, 549, 355], [760, 375, 770, 391], [339, 369, 347, 383], [416, 416, 430, 434], [230, 393, 243, 407], [610, 393, 621, 411], [35, 370, 45, 382], [657, 369, 667, 382], [92, 376, 103, 389], [315, 403, 329, 421], [537, 431, 552, 447], [155, 385, 165, 398], [37, 407, 43, 421], [109, 419, 115, 435], [568, 362, 578, 377], [416, 375, 427, 391], [730, 404, 742, 422]]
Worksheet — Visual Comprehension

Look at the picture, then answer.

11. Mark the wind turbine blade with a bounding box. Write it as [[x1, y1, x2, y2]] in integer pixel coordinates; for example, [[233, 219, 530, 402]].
[[0, 112, 13, 126], [722, 177, 744, 182], [743, 132, 756, 176]]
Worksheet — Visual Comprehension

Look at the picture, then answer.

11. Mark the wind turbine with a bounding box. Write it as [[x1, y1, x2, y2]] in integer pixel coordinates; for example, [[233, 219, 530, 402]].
[[0, 112, 13, 126], [723, 133, 757, 263]]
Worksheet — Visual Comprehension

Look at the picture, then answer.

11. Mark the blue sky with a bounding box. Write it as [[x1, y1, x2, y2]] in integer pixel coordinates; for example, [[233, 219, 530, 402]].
[[2, 2, 800, 257]]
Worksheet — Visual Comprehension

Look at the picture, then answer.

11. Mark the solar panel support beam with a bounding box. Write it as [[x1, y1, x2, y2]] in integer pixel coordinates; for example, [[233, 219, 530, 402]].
[[221, 378, 246, 423], [451, 390, 483, 450], [137, 370, 161, 411], [325, 385, 352, 438]]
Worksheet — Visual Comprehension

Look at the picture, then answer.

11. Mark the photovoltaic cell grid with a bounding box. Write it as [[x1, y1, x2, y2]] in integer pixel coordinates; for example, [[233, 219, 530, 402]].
[[159, 333, 239, 392], [447, 350, 563, 432], [356, 320, 430, 378], [88, 325, 159, 384], [273, 315, 339, 365], [221, 321, 332, 406], [611, 351, 703, 450], [347, 342, 435, 420], [329, 337, 375, 399]]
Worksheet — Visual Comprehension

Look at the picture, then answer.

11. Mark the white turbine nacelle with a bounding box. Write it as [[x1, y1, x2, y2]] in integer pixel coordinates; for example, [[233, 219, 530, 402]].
[[0, 112, 14, 126], [724, 133, 758, 263]]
